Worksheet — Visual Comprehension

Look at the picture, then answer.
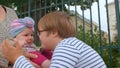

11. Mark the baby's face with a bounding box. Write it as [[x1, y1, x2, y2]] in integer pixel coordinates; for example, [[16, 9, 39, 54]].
[[14, 28, 34, 47]]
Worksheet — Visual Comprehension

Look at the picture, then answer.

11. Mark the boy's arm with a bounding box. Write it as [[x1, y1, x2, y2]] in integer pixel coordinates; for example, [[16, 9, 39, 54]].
[[41, 59, 51, 68]]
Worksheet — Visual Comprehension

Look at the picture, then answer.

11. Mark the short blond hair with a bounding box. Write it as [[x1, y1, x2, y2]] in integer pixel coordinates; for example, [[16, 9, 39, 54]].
[[38, 11, 76, 38]]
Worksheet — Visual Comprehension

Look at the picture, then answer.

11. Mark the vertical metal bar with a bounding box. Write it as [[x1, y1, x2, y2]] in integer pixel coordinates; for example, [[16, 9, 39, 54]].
[[39, 0, 42, 18], [97, 0, 103, 57], [114, 0, 120, 56], [28, 0, 31, 16], [61, 0, 63, 11], [34, 0, 37, 44], [89, 0, 94, 47], [74, 0, 78, 32], [56, 0, 58, 10], [50, 0, 52, 12], [68, 0, 70, 14], [82, 0, 86, 42], [44, 0, 46, 14], [105, 0, 113, 67]]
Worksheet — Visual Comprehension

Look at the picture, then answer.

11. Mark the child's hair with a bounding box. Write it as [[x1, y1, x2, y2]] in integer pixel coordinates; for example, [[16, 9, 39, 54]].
[[10, 17, 35, 38], [38, 11, 76, 38]]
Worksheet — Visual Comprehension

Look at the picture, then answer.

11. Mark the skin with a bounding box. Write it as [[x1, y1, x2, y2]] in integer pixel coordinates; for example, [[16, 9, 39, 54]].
[[14, 28, 34, 46], [38, 26, 62, 51]]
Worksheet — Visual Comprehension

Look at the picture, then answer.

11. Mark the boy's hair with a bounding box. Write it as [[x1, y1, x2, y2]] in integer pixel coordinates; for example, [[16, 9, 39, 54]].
[[10, 17, 35, 38], [38, 11, 76, 38]]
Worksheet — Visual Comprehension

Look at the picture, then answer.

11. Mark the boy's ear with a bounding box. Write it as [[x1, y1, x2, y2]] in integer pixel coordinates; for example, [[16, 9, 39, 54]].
[[52, 31, 59, 38]]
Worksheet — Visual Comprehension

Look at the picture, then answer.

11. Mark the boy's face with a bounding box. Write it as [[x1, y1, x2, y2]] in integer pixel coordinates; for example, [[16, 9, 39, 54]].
[[37, 26, 55, 50], [14, 28, 34, 46]]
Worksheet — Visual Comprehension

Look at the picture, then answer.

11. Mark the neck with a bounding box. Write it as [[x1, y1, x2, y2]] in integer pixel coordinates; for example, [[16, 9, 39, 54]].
[[51, 37, 63, 50]]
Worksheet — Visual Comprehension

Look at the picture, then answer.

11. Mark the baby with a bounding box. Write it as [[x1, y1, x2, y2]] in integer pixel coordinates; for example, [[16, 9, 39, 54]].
[[9, 17, 51, 67]]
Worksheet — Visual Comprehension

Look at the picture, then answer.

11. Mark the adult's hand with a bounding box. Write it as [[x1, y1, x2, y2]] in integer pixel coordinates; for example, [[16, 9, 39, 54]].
[[1, 39, 23, 64], [24, 52, 38, 58]]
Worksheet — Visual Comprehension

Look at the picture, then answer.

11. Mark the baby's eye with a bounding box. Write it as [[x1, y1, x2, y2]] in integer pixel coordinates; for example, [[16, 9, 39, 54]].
[[24, 34, 28, 36], [31, 34, 34, 36]]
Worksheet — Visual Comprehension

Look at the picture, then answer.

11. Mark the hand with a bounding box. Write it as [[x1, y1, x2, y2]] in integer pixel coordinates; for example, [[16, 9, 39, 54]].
[[14, 38, 27, 46], [23, 52, 38, 59], [30, 61, 42, 68], [1, 39, 23, 64]]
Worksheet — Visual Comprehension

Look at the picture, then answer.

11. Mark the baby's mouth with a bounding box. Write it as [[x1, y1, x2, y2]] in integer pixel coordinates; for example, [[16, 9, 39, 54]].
[[22, 45, 36, 52]]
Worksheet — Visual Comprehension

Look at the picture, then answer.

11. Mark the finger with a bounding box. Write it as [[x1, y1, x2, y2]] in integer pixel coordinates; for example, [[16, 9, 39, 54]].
[[24, 52, 38, 58], [15, 38, 27, 45], [5, 39, 15, 49], [1, 40, 6, 56], [1, 39, 11, 51], [14, 39, 22, 50], [0, 46, 1, 50], [1, 39, 11, 57]]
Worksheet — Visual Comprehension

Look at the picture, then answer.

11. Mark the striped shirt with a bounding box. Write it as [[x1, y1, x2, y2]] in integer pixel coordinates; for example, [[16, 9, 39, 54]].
[[13, 56, 35, 68], [13, 37, 106, 68], [50, 37, 106, 68]]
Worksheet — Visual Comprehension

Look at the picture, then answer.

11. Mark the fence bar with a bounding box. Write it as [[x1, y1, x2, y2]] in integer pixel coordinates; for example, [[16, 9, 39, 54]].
[[115, 0, 120, 56], [105, 0, 113, 67]]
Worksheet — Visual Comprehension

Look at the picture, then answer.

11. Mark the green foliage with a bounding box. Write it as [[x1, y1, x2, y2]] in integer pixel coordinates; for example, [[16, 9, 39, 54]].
[[0, 0, 97, 14], [77, 25, 107, 49], [76, 25, 120, 68], [0, 0, 29, 8]]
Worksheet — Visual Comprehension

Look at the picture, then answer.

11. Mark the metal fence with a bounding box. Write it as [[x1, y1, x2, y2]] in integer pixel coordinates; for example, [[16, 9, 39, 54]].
[[17, 0, 120, 68]]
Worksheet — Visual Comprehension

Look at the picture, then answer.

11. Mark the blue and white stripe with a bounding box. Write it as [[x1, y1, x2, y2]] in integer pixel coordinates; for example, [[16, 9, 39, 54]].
[[13, 56, 35, 68], [50, 37, 106, 68]]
